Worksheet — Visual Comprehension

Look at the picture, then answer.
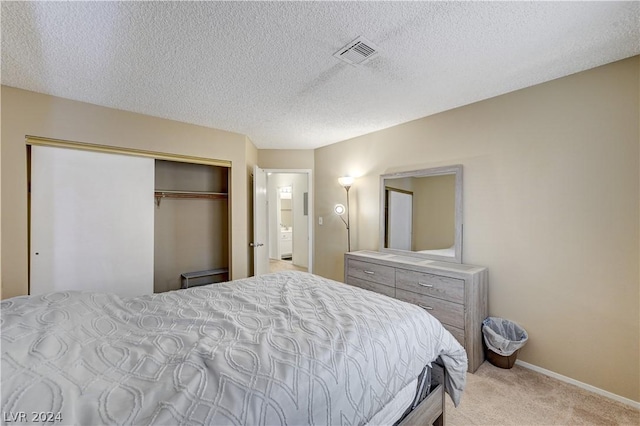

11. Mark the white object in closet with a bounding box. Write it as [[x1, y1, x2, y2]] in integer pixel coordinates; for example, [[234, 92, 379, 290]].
[[30, 145, 154, 296]]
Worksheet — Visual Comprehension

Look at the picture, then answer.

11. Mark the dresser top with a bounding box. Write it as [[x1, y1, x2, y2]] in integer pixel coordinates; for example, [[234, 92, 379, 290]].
[[347, 250, 487, 274]]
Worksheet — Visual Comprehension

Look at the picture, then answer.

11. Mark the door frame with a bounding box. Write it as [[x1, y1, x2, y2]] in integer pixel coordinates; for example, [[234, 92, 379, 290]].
[[261, 168, 313, 274]]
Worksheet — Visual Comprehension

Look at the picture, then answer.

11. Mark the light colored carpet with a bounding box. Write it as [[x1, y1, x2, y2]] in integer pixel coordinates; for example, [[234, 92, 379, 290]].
[[445, 362, 639, 425], [269, 259, 307, 273]]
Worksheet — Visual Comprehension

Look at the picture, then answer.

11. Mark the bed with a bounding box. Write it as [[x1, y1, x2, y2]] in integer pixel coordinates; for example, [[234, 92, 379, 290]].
[[1, 271, 466, 425]]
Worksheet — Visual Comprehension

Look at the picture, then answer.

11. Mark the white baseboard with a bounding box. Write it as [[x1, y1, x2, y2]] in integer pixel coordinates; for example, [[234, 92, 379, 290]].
[[515, 360, 640, 410]]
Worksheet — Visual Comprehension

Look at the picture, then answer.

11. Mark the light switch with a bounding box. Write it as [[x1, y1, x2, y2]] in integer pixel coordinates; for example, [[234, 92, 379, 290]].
[[319, 217, 323, 225]]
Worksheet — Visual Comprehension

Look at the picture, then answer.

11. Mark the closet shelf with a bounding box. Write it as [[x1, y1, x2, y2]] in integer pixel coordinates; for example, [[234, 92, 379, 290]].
[[155, 190, 228, 207]]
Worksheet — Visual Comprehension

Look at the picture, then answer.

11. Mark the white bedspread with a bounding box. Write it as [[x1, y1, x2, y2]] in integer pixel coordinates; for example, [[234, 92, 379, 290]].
[[1, 271, 466, 425]]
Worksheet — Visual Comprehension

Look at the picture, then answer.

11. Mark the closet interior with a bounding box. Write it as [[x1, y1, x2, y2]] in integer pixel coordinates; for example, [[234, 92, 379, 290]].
[[154, 159, 229, 293]]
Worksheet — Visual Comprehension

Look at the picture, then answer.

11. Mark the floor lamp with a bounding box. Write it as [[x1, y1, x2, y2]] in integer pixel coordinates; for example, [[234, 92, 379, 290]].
[[334, 176, 354, 252]]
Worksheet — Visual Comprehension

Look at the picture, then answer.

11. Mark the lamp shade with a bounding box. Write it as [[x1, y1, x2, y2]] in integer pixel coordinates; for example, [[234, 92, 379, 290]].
[[334, 204, 346, 215], [338, 176, 355, 187]]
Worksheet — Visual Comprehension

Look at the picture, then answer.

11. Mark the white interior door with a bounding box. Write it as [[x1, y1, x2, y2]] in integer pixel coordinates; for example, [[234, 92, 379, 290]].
[[30, 146, 154, 296], [253, 165, 269, 276], [388, 189, 413, 250]]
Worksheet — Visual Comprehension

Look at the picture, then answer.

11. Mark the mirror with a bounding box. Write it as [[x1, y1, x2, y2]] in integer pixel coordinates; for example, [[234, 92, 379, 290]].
[[379, 165, 462, 263]]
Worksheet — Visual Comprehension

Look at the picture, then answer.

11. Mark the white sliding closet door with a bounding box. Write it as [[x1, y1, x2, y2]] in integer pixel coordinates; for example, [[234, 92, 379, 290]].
[[31, 146, 154, 296]]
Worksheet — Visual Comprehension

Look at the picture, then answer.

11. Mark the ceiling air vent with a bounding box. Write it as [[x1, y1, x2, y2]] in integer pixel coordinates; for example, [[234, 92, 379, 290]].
[[333, 36, 379, 66]]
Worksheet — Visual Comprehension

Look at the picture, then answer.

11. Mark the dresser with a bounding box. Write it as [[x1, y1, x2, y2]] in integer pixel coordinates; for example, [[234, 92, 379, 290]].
[[344, 250, 488, 373]]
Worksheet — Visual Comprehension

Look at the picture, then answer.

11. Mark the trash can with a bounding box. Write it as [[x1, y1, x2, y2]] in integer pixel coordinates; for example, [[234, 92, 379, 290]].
[[482, 317, 528, 369]]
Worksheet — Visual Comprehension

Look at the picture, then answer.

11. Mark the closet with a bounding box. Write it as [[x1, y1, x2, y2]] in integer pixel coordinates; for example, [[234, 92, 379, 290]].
[[28, 139, 230, 296], [154, 160, 229, 292]]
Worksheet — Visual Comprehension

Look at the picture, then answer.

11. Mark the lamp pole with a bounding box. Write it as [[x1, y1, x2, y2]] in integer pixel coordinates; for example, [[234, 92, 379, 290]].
[[345, 185, 351, 252], [338, 176, 355, 253]]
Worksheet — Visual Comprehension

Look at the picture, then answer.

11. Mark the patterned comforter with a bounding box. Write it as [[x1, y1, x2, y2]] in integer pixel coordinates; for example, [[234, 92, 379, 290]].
[[1, 271, 466, 425]]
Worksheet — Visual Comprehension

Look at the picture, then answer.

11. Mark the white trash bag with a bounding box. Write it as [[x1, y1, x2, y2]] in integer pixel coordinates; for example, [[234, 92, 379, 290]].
[[482, 317, 528, 356]]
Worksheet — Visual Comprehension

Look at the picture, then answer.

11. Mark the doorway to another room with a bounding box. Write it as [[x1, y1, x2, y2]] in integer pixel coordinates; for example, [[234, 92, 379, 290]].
[[267, 173, 309, 273], [253, 167, 312, 276]]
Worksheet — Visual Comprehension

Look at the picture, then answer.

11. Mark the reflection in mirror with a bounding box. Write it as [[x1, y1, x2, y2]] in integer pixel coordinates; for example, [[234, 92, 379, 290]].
[[380, 165, 462, 263]]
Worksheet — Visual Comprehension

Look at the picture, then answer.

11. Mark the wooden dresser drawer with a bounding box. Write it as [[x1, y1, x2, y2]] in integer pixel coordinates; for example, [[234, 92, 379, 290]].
[[396, 269, 464, 304], [345, 251, 488, 373], [442, 324, 465, 346], [347, 259, 395, 287], [346, 277, 395, 298], [396, 288, 464, 329]]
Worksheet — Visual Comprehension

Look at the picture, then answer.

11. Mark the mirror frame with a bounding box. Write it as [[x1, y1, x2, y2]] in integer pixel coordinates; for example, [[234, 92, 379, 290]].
[[379, 164, 463, 263]]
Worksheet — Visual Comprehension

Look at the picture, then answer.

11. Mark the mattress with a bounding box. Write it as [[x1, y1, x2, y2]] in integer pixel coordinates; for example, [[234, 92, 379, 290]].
[[366, 377, 417, 426], [1, 271, 466, 425]]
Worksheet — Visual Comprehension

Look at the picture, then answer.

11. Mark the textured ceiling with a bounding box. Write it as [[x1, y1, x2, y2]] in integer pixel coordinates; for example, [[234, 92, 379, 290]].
[[2, 1, 639, 149]]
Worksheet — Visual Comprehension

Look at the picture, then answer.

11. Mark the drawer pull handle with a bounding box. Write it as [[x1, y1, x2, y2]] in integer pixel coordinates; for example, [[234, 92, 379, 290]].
[[364, 270, 375, 275], [419, 304, 433, 311], [418, 282, 433, 288]]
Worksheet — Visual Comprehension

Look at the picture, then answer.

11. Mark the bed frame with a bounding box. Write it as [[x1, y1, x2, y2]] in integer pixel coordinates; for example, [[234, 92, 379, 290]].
[[398, 362, 446, 426]]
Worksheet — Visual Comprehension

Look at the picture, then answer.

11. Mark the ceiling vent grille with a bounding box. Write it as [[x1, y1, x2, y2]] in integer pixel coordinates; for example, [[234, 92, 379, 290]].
[[333, 36, 379, 66]]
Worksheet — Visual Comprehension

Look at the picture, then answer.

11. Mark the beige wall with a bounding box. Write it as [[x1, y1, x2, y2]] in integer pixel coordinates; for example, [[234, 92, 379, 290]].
[[1, 86, 254, 298], [258, 149, 314, 170], [413, 174, 455, 250], [314, 57, 640, 402]]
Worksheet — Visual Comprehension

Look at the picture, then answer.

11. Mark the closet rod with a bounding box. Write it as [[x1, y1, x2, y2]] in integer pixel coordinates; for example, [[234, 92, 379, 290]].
[[155, 190, 228, 207]]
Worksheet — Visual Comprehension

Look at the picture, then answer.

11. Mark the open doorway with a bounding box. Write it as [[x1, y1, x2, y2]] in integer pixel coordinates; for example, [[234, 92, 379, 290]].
[[266, 172, 309, 273], [253, 167, 313, 276]]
